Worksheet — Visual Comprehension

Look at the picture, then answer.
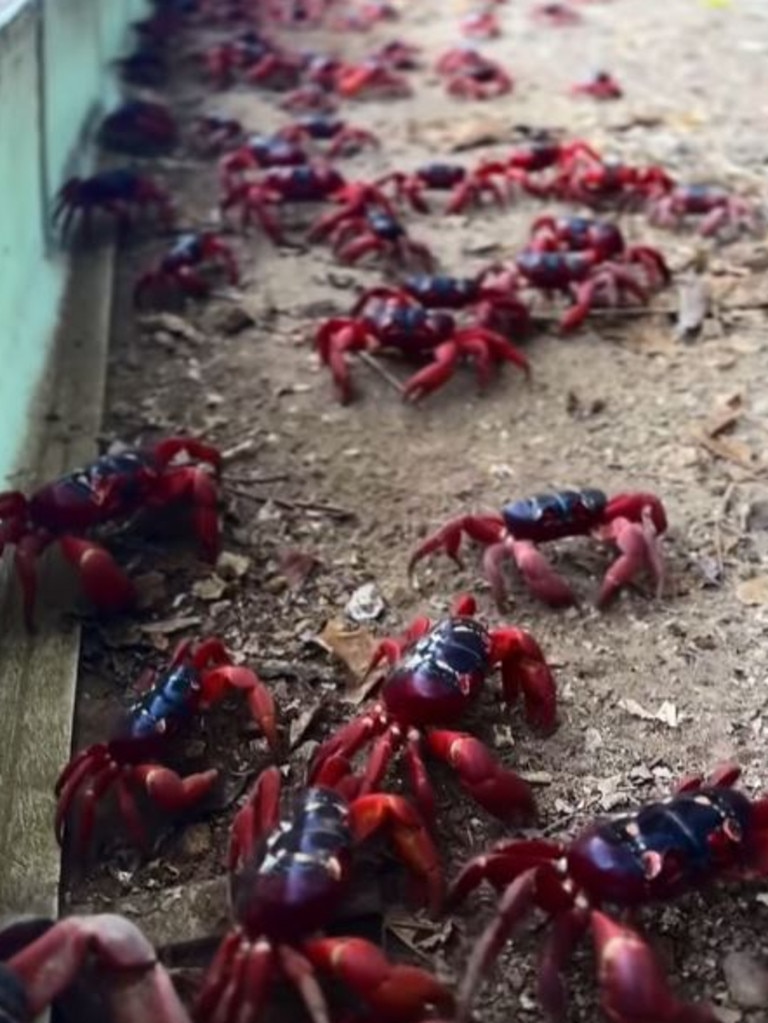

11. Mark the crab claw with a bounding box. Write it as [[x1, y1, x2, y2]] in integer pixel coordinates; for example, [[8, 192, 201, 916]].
[[6, 914, 190, 1023], [595, 494, 667, 607], [591, 912, 720, 1023], [426, 730, 535, 823], [304, 936, 454, 1022], [199, 665, 278, 753], [349, 793, 443, 914]]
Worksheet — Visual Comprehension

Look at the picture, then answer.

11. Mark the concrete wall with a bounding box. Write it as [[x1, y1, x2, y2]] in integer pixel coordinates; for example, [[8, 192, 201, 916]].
[[0, 0, 146, 489]]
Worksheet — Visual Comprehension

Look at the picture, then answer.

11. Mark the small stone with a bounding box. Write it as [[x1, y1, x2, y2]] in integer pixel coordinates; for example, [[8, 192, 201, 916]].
[[713, 1009, 743, 1023], [345, 583, 386, 623], [216, 551, 251, 580], [722, 951, 768, 1009], [214, 305, 255, 335]]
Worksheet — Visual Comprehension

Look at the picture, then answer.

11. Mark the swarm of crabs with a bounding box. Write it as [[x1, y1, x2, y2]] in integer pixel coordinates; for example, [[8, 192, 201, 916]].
[[2, 0, 767, 1022]]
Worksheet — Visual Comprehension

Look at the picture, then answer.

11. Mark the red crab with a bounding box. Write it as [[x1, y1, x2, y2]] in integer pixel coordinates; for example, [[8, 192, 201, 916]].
[[489, 137, 603, 198], [97, 100, 179, 156], [194, 765, 452, 1023], [331, 210, 436, 270], [0, 913, 189, 1023], [351, 278, 531, 339], [369, 39, 422, 70], [218, 135, 310, 191], [315, 295, 529, 403], [570, 69, 623, 100], [555, 154, 675, 208], [133, 232, 240, 307], [335, 57, 413, 98], [309, 593, 557, 828], [53, 168, 175, 238], [276, 116, 380, 158], [532, 2, 583, 25], [307, 179, 398, 241], [245, 48, 306, 89], [55, 637, 276, 856], [529, 214, 670, 289], [0, 437, 221, 629], [409, 487, 668, 609], [330, 0, 399, 29], [646, 184, 763, 238], [280, 83, 339, 114], [460, 7, 502, 37], [221, 164, 346, 241], [486, 247, 653, 331], [446, 61, 513, 99], [377, 163, 507, 215], [448, 764, 768, 1023], [191, 113, 245, 155]]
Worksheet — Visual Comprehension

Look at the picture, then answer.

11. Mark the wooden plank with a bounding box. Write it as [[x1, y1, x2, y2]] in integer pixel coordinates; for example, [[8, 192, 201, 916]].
[[0, 240, 114, 917]]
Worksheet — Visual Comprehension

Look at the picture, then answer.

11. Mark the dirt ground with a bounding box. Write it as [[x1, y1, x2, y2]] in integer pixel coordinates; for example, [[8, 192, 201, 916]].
[[59, 0, 768, 1020]]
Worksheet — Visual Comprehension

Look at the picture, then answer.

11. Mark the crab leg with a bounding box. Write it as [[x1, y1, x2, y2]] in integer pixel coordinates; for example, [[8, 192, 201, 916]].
[[407, 513, 506, 578], [7, 914, 190, 1023], [303, 936, 454, 1020], [504, 536, 578, 608], [348, 793, 443, 913], [198, 664, 278, 752], [402, 339, 460, 402], [426, 730, 535, 823], [229, 765, 282, 870], [58, 536, 137, 616], [490, 626, 558, 732], [591, 912, 720, 1023]]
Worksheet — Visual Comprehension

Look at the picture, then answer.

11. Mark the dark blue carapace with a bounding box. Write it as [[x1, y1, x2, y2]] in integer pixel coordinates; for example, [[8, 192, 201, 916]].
[[367, 212, 406, 241], [568, 787, 753, 905], [29, 450, 154, 526], [122, 662, 201, 741], [383, 616, 492, 727], [233, 787, 352, 941], [417, 164, 466, 188], [502, 488, 606, 541], [404, 275, 477, 308]]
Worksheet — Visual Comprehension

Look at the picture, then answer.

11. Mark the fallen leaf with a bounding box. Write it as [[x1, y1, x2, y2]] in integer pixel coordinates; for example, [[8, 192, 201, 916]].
[[193, 575, 228, 601], [702, 393, 744, 438], [697, 432, 759, 472], [736, 576, 768, 606], [313, 617, 379, 697], [133, 570, 167, 610], [279, 548, 321, 590], [655, 701, 680, 728], [618, 697, 656, 721], [140, 615, 203, 635], [289, 701, 324, 750], [675, 274, 710, 339], [619, 698, 680, 727]]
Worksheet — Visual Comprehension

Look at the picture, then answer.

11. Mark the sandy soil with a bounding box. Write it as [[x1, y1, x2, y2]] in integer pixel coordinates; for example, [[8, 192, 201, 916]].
[[59, 0, 768, 1021]]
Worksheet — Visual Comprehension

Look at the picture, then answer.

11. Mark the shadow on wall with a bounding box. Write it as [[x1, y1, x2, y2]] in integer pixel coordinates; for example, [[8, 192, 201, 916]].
[[0, 0, 147, 488]]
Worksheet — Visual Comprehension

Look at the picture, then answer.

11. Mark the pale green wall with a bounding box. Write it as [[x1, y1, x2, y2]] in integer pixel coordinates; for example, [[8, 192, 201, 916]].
[[0, 0, 147, 489]]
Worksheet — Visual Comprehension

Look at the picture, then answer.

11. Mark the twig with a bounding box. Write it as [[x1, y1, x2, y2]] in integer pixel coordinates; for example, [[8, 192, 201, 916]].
[[357, 352, 406, 395], [227, 486, 356, 521], [531, 299, 768, 328], [225, 473, 289, 485]]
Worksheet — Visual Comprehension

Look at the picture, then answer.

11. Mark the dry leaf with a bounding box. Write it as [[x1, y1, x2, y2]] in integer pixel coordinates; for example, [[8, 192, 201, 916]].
[[140, 615, 203, 635], [314, 618, 378, 694], [193, 575, 228, 601], [133, 570, 167, 610], [736, 576, 768, 606], [289, 701, 324, 750], [655, 701, 680, 728], [618, 697, 656, 721], [697, 432, 759, 472], [620, 697, 680, 728], [279, 548, 321, 590]]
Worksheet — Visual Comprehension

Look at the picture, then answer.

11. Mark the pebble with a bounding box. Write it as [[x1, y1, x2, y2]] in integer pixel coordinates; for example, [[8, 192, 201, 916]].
[[179, 824, 212, 860], [345, 582, 386, 622], [722, 951, 768, 1010]]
